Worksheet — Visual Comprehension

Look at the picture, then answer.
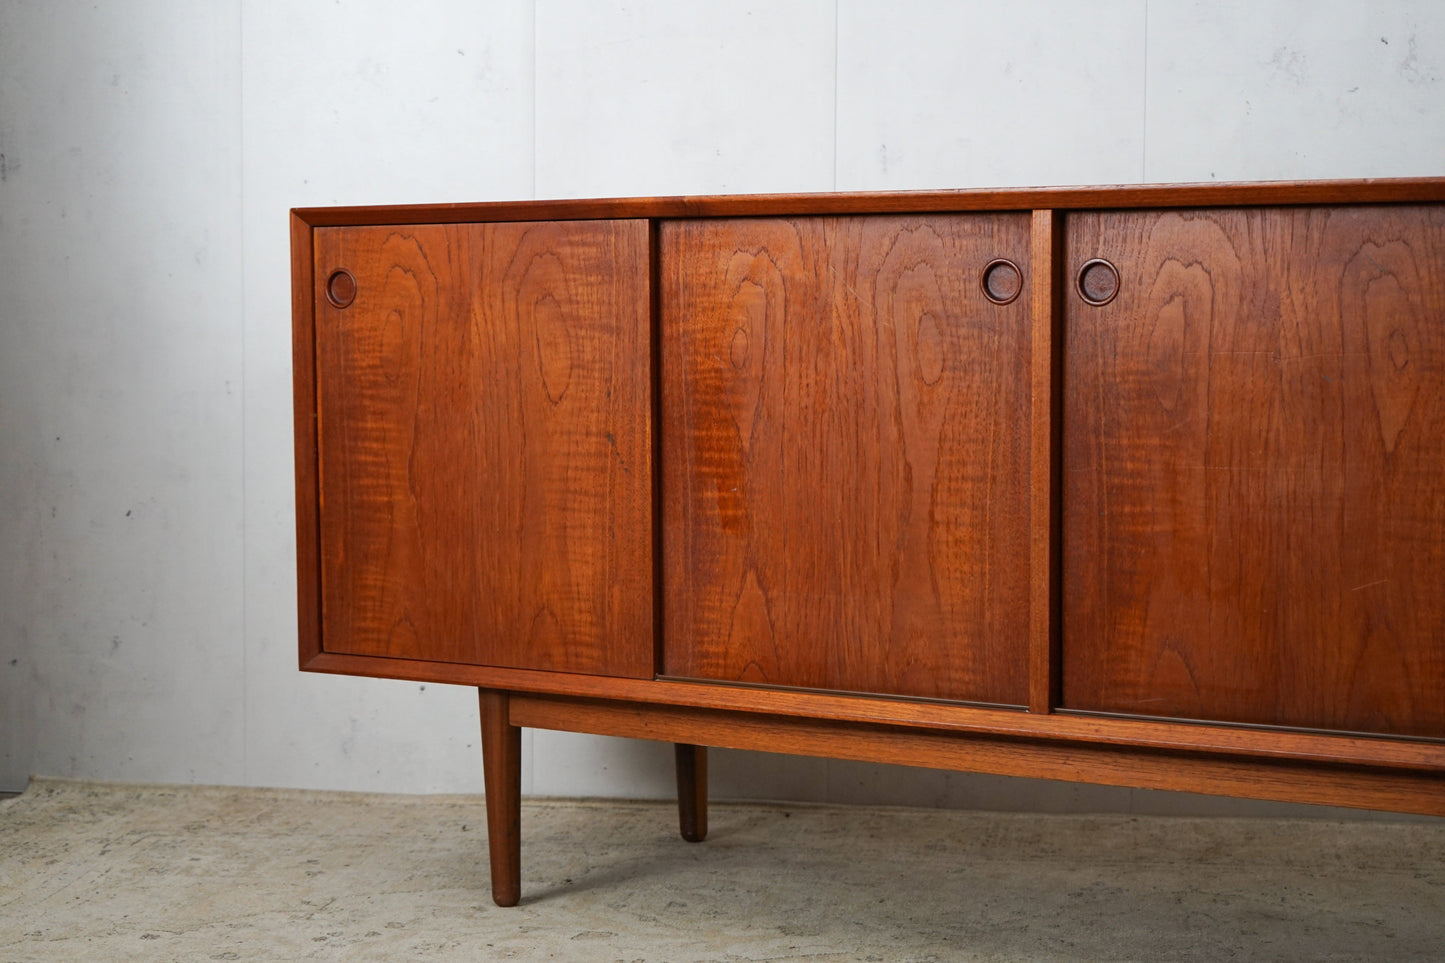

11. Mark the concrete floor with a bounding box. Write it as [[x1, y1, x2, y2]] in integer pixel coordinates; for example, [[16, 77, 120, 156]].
[[2, 778, 1443, 961]]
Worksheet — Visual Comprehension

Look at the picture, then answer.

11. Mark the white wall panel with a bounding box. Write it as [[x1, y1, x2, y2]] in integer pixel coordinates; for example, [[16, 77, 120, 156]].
[[535, 0, 836, 197], [238, 0, 535, 794], [1146, 1, 1445, 181], [0, 2, 245, 789], [836, 1, 1147, 190], [527, 732, 675, 799]]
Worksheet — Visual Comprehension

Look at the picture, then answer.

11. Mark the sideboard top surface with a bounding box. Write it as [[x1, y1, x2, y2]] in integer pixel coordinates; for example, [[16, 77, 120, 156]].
[[291, 177, 1445, 227]]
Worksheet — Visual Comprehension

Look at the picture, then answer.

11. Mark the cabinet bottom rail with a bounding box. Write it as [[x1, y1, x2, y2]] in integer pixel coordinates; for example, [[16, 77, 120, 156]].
[[475, 687, 1445, 906]]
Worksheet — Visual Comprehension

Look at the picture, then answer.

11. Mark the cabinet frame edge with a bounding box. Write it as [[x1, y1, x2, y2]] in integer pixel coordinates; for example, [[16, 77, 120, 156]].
[[298, 651, 1445, 776], [291, 212, 323, 667], [507, 693, 1445, 817], [292, 178, 1445, 226], [1029, 210, 1065, 713]]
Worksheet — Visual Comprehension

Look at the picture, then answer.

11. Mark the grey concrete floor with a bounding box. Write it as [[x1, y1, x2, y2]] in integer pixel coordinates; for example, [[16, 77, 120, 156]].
[[2, 778, 1443, 961]]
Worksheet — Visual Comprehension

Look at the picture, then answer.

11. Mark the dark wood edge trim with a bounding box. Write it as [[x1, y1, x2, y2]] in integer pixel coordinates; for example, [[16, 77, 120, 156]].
[[291, 213, 322, 667], [290, 178, 1445, 226], [509, 695, 1445, 818], [648, 219, 665, 677], [1028, 210, 1064, 713], [299, 652, 1445, 772]]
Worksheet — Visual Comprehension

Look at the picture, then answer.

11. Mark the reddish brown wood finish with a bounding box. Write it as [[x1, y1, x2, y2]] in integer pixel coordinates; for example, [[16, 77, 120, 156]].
[[311, 220, 652, 676], [292, 182, 1445, 893], [292, 177, 1445, 227], [509, 694, 1445, 818], [292, 212, 322, 667], [304, 649, 1445, 776], [661, 215, 1032, 705], [1029, 210, 1065, 713], [1063, 205, 1445, 737], [480, 689, 521, 907], [674, 744, 708, 842]]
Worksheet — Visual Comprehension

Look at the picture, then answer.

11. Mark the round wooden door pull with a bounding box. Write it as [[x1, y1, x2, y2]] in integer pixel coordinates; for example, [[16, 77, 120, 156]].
[[980, 258, 1023, 305], [326, 269, 357, 308], [1077, 258, 1120, 306]]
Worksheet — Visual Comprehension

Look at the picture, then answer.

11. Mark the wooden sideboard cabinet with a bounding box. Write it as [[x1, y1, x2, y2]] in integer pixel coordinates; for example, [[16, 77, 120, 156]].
[[292, 180, 1445, 906]]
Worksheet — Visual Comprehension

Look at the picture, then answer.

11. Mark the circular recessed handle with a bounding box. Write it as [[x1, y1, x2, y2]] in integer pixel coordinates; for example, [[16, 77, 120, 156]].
[[326, 269, 357, 309], [1076, 258, 1120, 306], [980, 258, 1023, 305]]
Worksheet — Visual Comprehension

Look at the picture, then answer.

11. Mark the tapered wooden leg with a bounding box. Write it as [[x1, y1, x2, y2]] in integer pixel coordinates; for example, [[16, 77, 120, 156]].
[[479, 688, 521, 907], [675, 743, 708, 843]]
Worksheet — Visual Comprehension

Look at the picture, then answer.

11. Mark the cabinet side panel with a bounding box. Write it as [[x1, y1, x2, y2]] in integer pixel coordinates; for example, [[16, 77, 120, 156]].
[[662, 215, 1031, 704], [313, 220, 651, 678], [292, 214, 322, 665], [1063, 205, 1445, 736]]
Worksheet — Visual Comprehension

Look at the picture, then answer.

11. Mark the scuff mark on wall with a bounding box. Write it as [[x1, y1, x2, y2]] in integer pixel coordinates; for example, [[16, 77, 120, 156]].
[[1399, 34, 1441, 85], [1267, 45, 1309, 85]]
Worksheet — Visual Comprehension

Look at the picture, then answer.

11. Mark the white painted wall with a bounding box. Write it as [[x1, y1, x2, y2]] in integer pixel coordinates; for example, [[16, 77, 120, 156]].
[[3, 1, 1442, 817]]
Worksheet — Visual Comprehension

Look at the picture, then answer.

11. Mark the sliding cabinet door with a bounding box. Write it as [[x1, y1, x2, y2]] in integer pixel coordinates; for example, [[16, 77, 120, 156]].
[[1064, 205, 1445, 736], [312, 220, 652, 677], [663, 215, 1032, 705]]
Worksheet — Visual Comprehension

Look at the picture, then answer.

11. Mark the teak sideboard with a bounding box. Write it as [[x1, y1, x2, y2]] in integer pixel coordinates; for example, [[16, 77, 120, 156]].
[[292, 179, 1445, 906]]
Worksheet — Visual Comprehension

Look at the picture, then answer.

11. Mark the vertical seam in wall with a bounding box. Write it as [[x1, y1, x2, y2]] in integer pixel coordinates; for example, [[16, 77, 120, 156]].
[[1141, 0, 1149, 181], [237, 0, 249, 785], [832, 0, 839, 191], [531, 0, 538, 199]]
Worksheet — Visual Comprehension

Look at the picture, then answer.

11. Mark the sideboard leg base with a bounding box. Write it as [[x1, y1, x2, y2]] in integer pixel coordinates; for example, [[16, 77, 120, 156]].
[[480, 688, 522, 906], [675, 743, 708, 843]]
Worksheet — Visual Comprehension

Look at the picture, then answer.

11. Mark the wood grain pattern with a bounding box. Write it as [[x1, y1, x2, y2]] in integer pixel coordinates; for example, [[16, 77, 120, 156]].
[[291, 176, 1445, 227], [293, 182, 1445, 830], [1029, 210, 1064, 713], [1063, 205, 1445, 737], [509, 694, 1445, 818], [313, 220, 652, 677], [662, 215, 1032, 704], [292, 213, 322, 666]]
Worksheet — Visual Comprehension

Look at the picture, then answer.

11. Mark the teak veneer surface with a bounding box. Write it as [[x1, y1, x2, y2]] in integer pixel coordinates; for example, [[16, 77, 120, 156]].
[[662, 215, 1031, 704], [508, 694, 1445, 817], [312, 221, 652, 677], [292, 177, 1445, 226], [1063, 205, 1445, 737]]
